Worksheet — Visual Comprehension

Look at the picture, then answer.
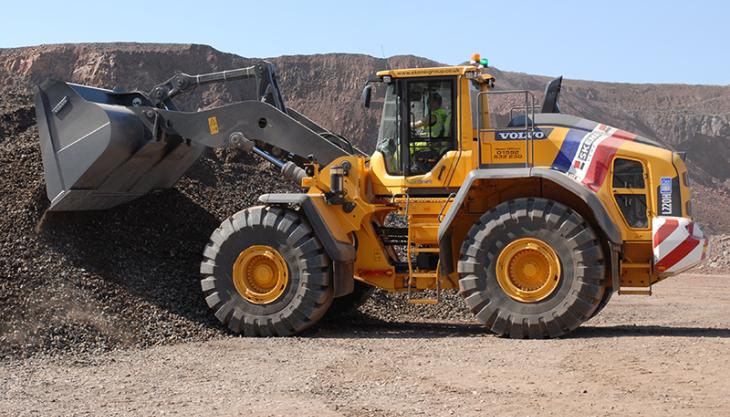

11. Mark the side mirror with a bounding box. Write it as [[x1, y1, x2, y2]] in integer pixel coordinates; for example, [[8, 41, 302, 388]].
[[361, 84, 372, 108]]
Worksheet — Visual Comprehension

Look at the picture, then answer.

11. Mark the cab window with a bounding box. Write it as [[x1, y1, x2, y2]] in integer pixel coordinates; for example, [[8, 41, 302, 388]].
[[406, 79, 455, 175], [613, 158, 645, 188], [375, 82, 402, 175], [612, 157, 648, 228]]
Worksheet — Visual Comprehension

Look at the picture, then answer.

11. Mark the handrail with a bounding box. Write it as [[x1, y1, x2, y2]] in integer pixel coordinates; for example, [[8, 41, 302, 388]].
[[476, 89, 538, 168], [437, 193, 456, 222]]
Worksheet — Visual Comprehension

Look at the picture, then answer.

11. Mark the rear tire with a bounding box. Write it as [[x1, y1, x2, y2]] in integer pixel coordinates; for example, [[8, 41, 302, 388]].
[[200, 206, 333, 336], [458, 198, 606, 338]]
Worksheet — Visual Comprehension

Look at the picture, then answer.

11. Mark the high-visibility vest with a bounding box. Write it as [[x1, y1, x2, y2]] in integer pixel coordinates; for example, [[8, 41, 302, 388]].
[[430, 107, 449, 138]]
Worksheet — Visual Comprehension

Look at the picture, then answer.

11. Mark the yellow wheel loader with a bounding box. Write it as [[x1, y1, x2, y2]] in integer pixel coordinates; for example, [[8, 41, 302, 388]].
[[34, 56, 709, 338]]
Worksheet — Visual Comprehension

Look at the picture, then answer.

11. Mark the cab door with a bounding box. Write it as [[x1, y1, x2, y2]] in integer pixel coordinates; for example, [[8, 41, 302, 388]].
[[401, 77, 460, 194]]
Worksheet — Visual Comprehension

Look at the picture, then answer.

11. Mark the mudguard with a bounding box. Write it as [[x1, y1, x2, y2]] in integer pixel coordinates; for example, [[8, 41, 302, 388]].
[[259, 193, 356, 297], [437, 167, 622, 277]]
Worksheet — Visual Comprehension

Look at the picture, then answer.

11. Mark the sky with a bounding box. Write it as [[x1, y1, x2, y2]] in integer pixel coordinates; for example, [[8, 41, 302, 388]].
[[1, 0, 728, 85]]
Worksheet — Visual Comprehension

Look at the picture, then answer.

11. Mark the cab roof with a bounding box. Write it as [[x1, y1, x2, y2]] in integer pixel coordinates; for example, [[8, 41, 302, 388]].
[[376, 65, 494, 82]]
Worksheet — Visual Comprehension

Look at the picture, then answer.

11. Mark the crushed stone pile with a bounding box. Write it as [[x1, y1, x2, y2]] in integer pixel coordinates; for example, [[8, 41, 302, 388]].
[[0, 86, 469, 360]]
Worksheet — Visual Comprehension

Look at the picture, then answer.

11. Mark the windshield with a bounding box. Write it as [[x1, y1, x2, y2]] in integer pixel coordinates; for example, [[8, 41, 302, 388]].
[[376, 83, 401, 174]]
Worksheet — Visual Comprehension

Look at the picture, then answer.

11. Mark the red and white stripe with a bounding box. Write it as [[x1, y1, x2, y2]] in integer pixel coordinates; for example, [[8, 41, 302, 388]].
[[652, 216, 709, 276], [581, 128, 637, 192]]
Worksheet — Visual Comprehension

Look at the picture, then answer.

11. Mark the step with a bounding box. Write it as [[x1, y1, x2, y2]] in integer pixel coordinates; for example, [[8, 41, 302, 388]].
[[618, 288, 652, 296], [411, 247, 440, 253]]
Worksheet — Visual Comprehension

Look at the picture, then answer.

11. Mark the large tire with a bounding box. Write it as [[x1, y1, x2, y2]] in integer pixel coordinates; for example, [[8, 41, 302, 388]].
[[200, 206, 333, 336], [458, 197, 606, 339], [589, 290, 613, 320], [326, 280, 375, 317]]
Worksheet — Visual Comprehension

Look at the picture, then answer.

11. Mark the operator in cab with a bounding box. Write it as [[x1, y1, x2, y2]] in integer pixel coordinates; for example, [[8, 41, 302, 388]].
[[408, 91, 452, 174], [412, 92, 449, 138]]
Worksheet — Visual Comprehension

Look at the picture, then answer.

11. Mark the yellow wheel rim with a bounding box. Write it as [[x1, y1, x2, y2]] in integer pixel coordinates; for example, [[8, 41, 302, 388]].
[[496, 237, 561, 303], [232, 245, 289, 304]]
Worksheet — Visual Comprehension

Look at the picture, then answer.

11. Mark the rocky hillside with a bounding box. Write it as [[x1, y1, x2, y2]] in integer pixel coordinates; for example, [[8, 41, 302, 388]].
[[2, 42, 728, 231]]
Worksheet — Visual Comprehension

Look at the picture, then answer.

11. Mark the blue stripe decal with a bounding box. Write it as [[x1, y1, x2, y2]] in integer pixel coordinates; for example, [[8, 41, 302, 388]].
[[551, 129, 588, 172]]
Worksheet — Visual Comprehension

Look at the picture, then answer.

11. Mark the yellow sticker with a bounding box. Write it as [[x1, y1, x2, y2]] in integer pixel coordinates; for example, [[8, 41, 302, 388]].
[[493, 147, 523, 160], [207, 116, 219, 135]]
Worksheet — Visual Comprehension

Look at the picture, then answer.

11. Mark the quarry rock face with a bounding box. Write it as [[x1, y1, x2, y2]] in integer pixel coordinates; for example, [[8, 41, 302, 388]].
[[2, 45, 728, 149], [3, 43, 728, 183], [0, 43, 728, 359]]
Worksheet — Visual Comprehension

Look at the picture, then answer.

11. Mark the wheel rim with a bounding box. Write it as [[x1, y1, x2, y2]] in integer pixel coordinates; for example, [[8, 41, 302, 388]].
[[232, 245, 289, 304], [496, 237, 561, 303]]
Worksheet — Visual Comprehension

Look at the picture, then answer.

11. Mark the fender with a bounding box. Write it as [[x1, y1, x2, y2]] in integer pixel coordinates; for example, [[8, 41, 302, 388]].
[[259, 193, 355, 297], [437, 167, 622, 277]]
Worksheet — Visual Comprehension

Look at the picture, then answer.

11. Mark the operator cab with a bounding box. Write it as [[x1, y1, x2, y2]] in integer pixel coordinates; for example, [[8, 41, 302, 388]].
[[375, 74, 456, 176], [364, 63, 498, 195]]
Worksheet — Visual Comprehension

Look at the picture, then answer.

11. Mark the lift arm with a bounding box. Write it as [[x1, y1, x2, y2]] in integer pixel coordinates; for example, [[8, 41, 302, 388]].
[[33, 61, 359, 210], [140, 61, 358, 167], [146, 62, 287, 112]]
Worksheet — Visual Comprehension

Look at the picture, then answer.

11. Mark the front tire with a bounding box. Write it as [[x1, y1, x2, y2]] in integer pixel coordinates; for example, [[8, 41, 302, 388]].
[[200, 206, 333, 336], [458, 198, 606, 338], [589, 290, 613, 320]]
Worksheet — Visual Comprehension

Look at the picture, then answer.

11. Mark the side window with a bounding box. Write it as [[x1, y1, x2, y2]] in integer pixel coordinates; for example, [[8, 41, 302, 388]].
[[613, 158, 645, 188], [614, 195, 648, 228], [612, 158, 648, 228], [406, 79, 455, 175]]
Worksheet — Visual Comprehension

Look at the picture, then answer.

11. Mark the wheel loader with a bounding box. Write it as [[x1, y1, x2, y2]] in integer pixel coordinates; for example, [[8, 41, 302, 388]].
[[33, 55, 709, 338]]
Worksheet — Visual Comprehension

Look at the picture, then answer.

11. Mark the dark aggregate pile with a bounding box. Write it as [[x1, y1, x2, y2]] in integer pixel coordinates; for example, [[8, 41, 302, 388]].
[[0, 83, 470, 360]]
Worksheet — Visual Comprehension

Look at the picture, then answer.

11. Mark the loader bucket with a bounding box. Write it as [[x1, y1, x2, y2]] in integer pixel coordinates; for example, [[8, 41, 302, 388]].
[[34, 79, 204, 211]]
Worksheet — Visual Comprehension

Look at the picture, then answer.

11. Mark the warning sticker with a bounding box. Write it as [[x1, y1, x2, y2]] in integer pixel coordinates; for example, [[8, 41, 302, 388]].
[[208, 116, 219, 135], [493, 147, 523, 160]]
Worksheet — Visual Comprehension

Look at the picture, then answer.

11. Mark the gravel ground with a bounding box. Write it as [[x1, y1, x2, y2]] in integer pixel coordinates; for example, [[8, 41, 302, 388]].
[[1, 273, 728, 417]]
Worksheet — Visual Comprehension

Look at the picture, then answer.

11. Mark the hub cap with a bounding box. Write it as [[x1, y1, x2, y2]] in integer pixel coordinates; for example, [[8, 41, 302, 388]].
[[496, 237, 561, 303], [232, 245, 289, 304]]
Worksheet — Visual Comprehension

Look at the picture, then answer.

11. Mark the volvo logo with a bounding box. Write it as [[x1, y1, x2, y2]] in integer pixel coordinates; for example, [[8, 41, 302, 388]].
[[495, 128, 552, 141]]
